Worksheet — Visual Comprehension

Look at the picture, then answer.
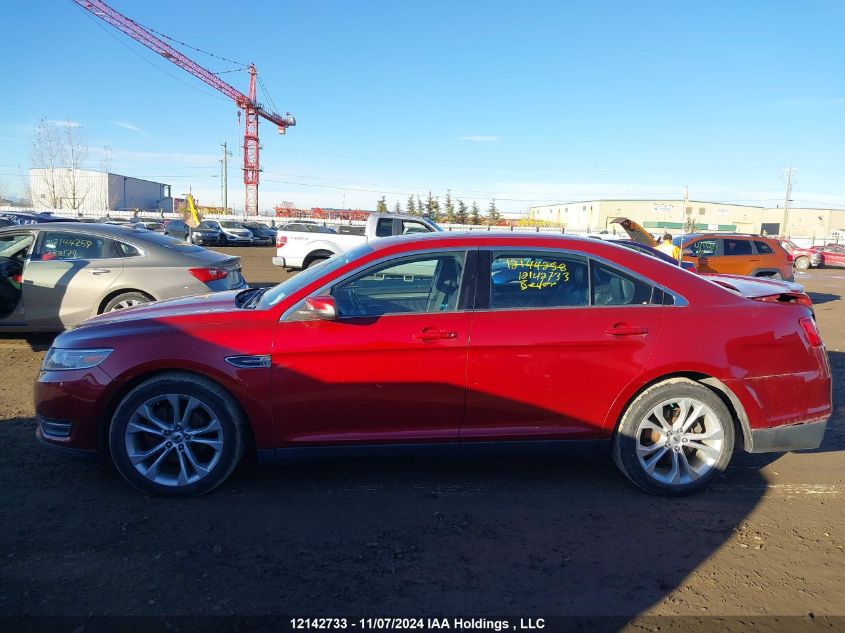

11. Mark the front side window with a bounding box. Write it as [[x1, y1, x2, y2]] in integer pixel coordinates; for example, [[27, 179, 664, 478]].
[[332, 252, 466, 317], [721, 239, 752, 256], [490, 252, 589, 309], [36, 232, 107, 261], [401, 220, 433, 235]]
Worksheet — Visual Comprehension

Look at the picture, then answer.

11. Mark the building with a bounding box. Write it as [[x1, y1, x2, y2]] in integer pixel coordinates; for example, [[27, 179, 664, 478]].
[[528, 199, 845, 238], [29, 168, 173, 214]]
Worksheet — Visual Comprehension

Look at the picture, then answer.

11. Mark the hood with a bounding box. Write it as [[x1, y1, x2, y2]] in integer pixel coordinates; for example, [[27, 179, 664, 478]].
[[699, 273, 803, 298], [610, 217, 658, 247], [77, 290, 244, 328]]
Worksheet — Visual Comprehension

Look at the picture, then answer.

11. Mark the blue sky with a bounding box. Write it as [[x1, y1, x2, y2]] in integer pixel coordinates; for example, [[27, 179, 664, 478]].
[[1, 0, 844, 213]]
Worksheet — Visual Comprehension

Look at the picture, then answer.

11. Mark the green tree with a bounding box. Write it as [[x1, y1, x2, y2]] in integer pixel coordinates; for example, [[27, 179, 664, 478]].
[[424, 190, 441, 221], [376, 196, 388, 213], [470, 201, 481, 225], [443, 189, 456, 224], [487, 199, 502, 225], [393, 201, 402, 214], [456, 199, 469, 225], [415, 195, 424, 216], [406, 195, 415, 215]]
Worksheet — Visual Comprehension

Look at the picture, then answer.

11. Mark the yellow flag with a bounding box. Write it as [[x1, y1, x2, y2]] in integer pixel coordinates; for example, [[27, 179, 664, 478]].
[[182, 194, 201, 228]]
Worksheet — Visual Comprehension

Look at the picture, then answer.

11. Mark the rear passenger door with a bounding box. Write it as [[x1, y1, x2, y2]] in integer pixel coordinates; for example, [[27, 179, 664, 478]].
[[463, 250, 664, 443], [23, 230, 124, 327]]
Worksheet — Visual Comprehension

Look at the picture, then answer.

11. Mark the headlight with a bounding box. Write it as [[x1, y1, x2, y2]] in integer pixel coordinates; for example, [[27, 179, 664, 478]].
[[42, 348, 112, 371]]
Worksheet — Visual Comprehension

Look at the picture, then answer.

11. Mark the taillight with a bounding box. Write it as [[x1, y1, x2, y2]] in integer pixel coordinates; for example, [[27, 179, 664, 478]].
[[785, 251, 794, 263], [752, 292, 813, 309], [188, 268, 228, 283], [276, 234, 287, 248], [12, 274, 22, 284], [800, 316, 823, 347]]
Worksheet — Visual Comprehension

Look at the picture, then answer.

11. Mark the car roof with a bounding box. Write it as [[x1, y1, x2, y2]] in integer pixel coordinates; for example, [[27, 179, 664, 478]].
[[372, 230, 613, 251]]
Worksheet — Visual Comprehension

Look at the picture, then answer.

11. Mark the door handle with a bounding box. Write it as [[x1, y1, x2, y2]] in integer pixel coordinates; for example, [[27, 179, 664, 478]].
[[604, 323, 648, 336], [413, 328, 458, 342], [89, 268, 111, 275]]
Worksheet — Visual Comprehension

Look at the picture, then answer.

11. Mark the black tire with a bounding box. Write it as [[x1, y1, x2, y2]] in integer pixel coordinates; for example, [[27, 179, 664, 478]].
[[102, 291, 152, 313], [612, 378, 735, 496], [305, 256, 328, 269], [794, 256, 810, 270], [109, 372, 246, 497]]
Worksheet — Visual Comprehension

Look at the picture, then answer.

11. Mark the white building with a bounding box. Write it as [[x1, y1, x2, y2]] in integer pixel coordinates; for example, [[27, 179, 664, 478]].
[[29, 168, 173, 213]]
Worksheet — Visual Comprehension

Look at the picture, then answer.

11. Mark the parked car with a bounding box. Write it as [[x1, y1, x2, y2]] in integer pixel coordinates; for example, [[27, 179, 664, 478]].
[[187, 221, 224, 246], [778, 239, 822, 270], [611, 218, 793, 280], [36, 232, 830, 497], [242, 221, 276, 246], [281, 222, 338, 234], [200, 220, 253, 246], [0, 211, 79, 225], [811, 244, 845, 268], [0, 223, 247, 332], [274, 213, 441, 270], [163, 219, 191, 241], [132, 221, 165, 233]]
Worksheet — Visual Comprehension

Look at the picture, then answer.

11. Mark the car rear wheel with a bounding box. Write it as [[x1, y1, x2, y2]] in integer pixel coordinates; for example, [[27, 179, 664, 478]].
[[305, 256, 328, 269], [794, 256, 810, 270], [103, 291, 151, 313], [109, 373, 246, 497], [613, 379, 735, 496]]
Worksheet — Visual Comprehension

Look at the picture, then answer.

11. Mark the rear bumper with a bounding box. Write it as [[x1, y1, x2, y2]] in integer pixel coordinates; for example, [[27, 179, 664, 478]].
[[272, 256, 286, 267], [748, 416, 828, 453]]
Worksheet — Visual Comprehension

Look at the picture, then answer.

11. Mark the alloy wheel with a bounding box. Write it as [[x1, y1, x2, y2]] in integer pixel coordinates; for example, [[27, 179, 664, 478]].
[[635, 397, 725, 486], [109, 299, 144, 311], [124, 393, 224, 487]]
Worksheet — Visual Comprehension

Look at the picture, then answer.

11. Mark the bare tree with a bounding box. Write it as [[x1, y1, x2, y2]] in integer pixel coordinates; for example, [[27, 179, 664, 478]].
[[29, 118, 90, 212], [0, 180, 8, 203], [30, 118, 64, 209], [60, 124, 90, 213]]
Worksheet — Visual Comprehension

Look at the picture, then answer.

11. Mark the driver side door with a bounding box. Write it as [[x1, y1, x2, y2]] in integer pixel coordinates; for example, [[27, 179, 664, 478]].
[[269, 250, 475, 450]]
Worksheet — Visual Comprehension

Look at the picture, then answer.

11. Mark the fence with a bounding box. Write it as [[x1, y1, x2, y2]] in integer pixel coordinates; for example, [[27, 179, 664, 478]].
[[1, 205, 841, 245]]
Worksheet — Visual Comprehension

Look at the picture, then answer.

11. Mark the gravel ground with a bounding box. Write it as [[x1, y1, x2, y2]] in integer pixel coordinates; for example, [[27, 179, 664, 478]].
[[0, 247, 842, 628]]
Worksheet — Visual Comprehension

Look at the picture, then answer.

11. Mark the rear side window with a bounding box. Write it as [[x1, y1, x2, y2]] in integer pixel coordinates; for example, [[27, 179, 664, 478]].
[[36, 232, 107, 261], [114, 241, 143, 258], [721, 239, 752, 256], [591, 262, 654, 306], [375, 218, 394, 238], [688, 239, 718, 256], [490, 252, 589, 309], [753, 240, 774, 254]]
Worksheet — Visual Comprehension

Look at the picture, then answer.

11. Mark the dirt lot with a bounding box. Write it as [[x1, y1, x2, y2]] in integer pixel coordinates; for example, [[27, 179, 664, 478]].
[[0, 247, 843, 629]]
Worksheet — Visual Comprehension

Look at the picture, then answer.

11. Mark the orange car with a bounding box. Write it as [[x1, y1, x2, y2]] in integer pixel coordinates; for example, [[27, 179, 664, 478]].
[[611, 218, 794, 281]]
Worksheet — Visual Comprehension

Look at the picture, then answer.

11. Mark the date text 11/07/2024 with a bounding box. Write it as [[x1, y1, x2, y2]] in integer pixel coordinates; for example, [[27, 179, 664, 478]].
[[289, 618, 546, 631]]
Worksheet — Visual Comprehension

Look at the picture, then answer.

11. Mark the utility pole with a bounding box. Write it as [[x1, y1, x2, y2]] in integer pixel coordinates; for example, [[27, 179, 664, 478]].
[[782, 165, 794, 237], [221, 142, 232, 212]]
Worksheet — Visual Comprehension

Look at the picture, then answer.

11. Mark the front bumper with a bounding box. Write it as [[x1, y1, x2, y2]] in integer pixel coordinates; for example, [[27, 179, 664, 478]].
[[748, 417, 828, 453]]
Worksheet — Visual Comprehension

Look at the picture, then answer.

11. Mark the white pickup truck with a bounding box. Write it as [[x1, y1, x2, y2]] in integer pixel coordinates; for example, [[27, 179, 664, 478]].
[[272, 214, 442, 269]]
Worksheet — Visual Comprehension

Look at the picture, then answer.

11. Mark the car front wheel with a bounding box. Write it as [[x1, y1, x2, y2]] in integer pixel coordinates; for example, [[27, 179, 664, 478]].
[[794, 256, 810, 270], [613, 378, 735, 496], [109, 373, 246, 497]]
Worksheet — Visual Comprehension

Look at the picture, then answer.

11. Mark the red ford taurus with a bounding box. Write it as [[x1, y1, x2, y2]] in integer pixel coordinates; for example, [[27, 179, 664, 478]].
[[35, 233, 831, 496]]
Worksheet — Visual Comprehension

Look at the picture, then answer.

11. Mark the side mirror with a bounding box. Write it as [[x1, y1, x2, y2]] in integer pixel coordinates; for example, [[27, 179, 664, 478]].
[[304, 295, 338, 320], [682, 248, 694, 256]]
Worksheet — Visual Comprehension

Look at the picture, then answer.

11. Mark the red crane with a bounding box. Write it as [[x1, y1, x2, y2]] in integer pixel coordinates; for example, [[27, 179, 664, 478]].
[[71, 0, 296, 216]]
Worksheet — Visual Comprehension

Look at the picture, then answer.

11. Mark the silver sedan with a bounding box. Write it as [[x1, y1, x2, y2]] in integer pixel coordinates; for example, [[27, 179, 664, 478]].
[[0, 223, 247, 332]]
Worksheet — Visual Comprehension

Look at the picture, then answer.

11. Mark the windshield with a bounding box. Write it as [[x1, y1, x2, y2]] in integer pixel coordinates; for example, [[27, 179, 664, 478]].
[[220, 221, 243, 228], [259, 242, 375, 309]]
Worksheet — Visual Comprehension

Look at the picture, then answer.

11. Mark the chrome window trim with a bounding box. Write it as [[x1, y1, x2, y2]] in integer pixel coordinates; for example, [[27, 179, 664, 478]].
[[280, 247, 472, 322]]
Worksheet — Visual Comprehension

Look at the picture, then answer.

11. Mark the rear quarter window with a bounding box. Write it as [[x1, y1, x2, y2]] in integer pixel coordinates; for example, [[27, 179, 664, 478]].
[[753, 240, 774, 254]]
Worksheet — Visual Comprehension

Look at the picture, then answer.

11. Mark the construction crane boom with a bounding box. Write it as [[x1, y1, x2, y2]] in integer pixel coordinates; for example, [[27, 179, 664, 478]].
[[71, 0, 296, 216]]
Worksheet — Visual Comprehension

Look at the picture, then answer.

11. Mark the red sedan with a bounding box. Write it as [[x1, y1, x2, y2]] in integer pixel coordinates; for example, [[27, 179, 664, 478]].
[[35, 233, 831, 497], [812, 244, 845, 268]]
